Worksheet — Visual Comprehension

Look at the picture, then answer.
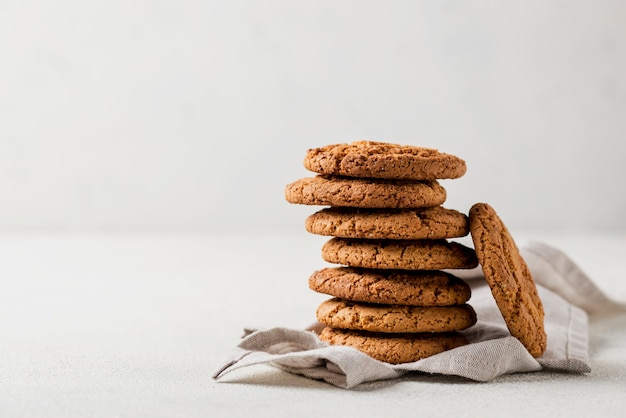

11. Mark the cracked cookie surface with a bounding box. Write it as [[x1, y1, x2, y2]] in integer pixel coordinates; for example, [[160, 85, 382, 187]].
[[304, 141, 466, 180], [305, 206, 469, 240], [316, 298, 477, 333], [319, 327, 469, 364], [469, 203, 547, 358], [284, 176, 446, 208], [321, 238, 478, 270], [309, 267, 471, 306]]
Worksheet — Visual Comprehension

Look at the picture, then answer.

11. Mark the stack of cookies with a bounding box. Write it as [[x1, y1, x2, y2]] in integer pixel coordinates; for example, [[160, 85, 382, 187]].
[[285, 141, 481, 364]]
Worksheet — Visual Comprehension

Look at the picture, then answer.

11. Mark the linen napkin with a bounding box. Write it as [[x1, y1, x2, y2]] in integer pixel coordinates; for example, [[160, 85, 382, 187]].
[[213, 241, 625, 389]]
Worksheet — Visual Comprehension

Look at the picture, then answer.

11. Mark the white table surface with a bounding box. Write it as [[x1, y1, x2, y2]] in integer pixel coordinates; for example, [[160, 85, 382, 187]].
[[1, 231, 625, 417]]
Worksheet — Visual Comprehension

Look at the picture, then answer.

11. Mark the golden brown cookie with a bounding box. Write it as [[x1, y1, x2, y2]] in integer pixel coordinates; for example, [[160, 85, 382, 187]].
[[284, 176, 446, 209], [319, 327, 469, 364], [309, 267, 471, 306], [304, 141, 467, 180], [305, 206, 469, 240], [469, 203, 547, 358], [321, 238, 478, 270], [316, 298, 477, 333]]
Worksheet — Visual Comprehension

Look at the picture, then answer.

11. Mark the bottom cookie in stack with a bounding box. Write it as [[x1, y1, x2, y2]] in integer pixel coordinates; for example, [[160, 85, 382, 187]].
[[310, 267, 477, 364], [319, 328, 470, 365]]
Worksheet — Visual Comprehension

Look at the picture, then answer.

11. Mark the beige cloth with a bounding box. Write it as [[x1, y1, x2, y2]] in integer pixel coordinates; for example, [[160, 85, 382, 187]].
[[213, 242, 625, 389]]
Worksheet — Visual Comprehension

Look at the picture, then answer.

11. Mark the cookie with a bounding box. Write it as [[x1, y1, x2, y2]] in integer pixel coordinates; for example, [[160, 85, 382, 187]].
[[304, 141, 467, 180], [284, 176, 446, 209], [305, 206, 469, 240], [316, 298, 477, 333], [321, 238, 478, 270], [309, 267, 471, 306], [319, 327, 469, 364], [469, 203, 547, 358]]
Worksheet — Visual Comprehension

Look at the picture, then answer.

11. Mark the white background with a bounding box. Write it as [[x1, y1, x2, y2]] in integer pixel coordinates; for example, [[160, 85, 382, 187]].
[[1, 0, 625, 233]]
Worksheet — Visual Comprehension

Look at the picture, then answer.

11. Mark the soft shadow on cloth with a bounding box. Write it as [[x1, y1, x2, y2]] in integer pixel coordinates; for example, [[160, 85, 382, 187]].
[[213, 242, 626, 389]]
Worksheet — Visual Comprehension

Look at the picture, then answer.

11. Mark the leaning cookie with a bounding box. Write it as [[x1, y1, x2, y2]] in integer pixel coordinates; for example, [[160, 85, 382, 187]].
[[321, 238, 478, 270], [285, 176, 446, 209], [316, 298, 477, 333], [469, 203, 547, 358], [319, 327, 469, 364], [304, 141, 466, 180], [305, 206, 469, 240], [309, 267, 471, 306]]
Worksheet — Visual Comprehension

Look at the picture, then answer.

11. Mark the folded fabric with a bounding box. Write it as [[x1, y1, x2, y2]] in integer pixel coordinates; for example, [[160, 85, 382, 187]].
[[213, 242, 625, 389]]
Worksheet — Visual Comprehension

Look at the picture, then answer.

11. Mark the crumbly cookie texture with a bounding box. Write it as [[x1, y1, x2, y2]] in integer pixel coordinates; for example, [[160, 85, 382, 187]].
[[316, 298, 477, 333], [305, 206, 469, 240], [303, 141, 467, 180], [321, 238, 478, 270], [308, 267, 471, 306], [285, 176, 446, 209], [469, 202, 547, 358], [319, 327, 469, 364]]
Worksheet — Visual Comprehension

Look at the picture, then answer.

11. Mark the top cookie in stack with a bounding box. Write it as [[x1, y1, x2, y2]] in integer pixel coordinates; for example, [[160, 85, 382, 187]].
[[285, 141, 480, 364], [301, 141, 467, 180]]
